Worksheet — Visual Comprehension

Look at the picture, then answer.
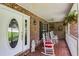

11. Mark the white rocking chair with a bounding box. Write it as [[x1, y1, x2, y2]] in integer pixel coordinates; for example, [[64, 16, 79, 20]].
[[41, 33, 55, 56], [50, 31, 58, 44]]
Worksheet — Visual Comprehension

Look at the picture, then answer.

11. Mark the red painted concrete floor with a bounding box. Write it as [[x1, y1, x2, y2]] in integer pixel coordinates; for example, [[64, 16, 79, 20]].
[[25, 39, 71, 56]]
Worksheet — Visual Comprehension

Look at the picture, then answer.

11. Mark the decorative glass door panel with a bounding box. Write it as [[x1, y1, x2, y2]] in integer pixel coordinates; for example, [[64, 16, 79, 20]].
[[8, 19, 19, 48], [25, 20, 27, 45], [22, 16, 30, 51]]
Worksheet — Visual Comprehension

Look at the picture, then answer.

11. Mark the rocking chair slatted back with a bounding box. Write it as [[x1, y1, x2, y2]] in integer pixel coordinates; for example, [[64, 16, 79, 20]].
[[42, 33, 55, 56]]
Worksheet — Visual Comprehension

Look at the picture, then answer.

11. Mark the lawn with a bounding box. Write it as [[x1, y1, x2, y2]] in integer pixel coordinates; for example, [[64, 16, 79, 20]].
[[8, 32, 19, 42]]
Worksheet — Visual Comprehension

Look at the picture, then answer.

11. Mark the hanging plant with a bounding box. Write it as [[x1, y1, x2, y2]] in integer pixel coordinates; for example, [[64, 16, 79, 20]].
[[63, 10, 77, 26]]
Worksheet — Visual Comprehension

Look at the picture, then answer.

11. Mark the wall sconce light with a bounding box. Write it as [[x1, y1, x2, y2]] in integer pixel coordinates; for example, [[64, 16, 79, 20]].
[[33, 20, 36, 25]]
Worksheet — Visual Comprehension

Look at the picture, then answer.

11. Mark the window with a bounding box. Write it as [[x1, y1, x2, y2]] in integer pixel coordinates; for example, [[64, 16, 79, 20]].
[[8, 19, 19, 48], [39, 22, 48, 40], [25, 20, 27, 45]]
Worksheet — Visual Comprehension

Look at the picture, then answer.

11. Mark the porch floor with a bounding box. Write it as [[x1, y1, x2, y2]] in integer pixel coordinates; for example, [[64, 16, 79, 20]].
[[25, 39, 71, 56]]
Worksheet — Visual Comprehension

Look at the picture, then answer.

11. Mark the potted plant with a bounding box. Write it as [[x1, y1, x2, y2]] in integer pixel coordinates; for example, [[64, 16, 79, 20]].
[[63, 10, 77, 26]]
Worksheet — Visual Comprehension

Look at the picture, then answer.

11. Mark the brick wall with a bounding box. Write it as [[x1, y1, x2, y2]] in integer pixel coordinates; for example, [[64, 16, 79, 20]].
[[49, 22, 65, 39], [70, 21, 78, 38]]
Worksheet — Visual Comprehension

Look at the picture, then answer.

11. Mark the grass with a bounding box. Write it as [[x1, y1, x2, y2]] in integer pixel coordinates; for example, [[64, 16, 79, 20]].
[[8, 32, 19, 42]]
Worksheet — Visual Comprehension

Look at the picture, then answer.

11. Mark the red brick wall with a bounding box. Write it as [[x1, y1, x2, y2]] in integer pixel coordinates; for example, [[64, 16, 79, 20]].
[[70, 22, 78, 38], [49, 22, 65, 39]]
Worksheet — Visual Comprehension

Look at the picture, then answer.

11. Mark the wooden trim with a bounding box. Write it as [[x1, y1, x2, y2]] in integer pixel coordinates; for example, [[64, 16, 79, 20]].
[[2, 3, 45, 21]]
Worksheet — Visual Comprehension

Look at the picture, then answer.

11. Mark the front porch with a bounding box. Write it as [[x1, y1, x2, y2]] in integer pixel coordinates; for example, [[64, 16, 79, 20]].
[[20, 39, 71, 56], [0, 3, 78, 56]]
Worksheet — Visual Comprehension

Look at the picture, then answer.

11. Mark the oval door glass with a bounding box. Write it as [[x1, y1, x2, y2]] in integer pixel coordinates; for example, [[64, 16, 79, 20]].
[[8, 19, 19, 48]]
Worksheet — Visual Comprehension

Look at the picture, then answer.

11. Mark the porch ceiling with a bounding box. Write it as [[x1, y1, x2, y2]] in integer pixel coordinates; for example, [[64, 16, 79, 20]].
[[17, 3, 72, 22]]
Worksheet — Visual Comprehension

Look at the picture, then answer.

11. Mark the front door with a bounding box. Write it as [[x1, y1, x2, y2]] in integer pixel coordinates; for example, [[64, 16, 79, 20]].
[[0, 5, 30, 55]]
